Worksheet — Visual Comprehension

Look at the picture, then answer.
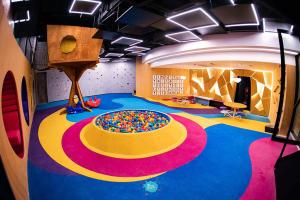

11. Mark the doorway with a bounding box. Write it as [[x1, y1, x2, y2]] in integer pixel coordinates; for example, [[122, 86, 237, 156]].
[[234, 76, 251, 111]]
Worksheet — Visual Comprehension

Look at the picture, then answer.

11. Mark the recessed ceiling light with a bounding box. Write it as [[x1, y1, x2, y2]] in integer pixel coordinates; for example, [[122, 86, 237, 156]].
[[167, 7, 219, 30], [225, 4, 259, 27], [111, 36, 143, 46], [69, 0, 102, 15], [105, 53, 124, 57], [124, 46, 151, 52], [165, 31, 202, 43]]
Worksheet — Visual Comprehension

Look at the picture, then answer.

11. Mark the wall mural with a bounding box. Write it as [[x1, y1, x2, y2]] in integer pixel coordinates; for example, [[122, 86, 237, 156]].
[[152, 75, 185, 96], [190, 68, 273, 116]]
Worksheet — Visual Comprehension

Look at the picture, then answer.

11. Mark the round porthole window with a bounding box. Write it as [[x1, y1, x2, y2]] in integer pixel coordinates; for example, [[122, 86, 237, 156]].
[[60, 35, 77, 54], [1, 71, 24, 158], [21, 77, 30, 125]]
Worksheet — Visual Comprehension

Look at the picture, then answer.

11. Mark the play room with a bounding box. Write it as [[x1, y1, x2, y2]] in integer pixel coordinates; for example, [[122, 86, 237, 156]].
[[1, 0, 300, 200]]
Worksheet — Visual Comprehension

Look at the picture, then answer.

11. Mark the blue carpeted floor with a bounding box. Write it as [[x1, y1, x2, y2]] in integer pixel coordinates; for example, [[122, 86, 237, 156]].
[[28, 93, 271, 200], [28, 123, 268, 200]]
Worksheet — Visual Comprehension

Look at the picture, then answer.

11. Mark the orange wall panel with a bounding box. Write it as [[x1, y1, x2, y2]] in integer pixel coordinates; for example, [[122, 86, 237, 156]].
[[0, 7, 34, 200], [278, 65, 296, 136]]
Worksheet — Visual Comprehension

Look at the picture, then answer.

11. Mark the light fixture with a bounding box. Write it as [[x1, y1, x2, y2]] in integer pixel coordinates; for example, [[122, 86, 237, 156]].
[[105, 53, 124, 57], [225, 4, 259, 27], [99, 58, 111, 62], [289, 25, 294, 34], [115, 5, 133, 22], [263, 18, 266, 32], [11, 0, 29, 2], [112, 58, 130, 63], [111, 36, 143, 46], [124, 46, 151, 52], [165, 31, 202, 43], [229, 0, 235, 5], [14, 10, 30, 23], [128, 51, 146, 56], [167, 7, 219, 30], [233, 77, 242, 83], [69, 0, 102, 15]]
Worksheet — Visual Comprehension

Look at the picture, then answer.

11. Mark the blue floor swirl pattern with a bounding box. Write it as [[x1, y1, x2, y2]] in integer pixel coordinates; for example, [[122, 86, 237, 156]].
[[28, 122, 268, 200]]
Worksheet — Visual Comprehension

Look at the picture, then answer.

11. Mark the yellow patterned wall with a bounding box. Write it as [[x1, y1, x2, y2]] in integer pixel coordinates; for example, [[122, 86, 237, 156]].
[[190, 68, 273, 116]]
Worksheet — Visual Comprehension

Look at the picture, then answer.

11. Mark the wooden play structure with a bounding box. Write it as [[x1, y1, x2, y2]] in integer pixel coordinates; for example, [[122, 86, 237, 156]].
[[47, 25, 103, 111]]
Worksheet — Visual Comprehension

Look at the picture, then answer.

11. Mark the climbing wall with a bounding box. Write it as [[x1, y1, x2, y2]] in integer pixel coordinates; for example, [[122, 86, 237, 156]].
[[47, 61, 136, 102]]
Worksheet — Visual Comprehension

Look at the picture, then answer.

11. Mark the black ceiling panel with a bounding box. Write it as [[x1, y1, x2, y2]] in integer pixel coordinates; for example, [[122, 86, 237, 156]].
[[93, 30, 120, 40], [116, 7, 163, 27], [119, 25, 156, 36], [212, 4, 258, 26], [150, 19, 180, 31], [9, 0, 300, 60], [264, 18, 293, 33]]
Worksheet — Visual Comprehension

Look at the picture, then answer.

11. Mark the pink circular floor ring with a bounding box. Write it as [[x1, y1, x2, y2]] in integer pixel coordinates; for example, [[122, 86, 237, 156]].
[[62, 114, 207, 177]]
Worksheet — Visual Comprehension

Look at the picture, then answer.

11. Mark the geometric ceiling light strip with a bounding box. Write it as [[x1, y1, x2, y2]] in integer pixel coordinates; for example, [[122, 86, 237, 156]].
[[289, 25, 294, 34], [225, 4, 259, 27], [111, 36, 143, 46], [105, 53, 124, 57], [262, 18, 266, 32], [124, 46, 151, 52], [115, 5, 134, 22], [167, 7, 219, 30], [165, 31, 202, 43], [99, 58, 111, 62], [112, 58, 131, 63], [69, 0, 102, 15], [14, 10, 30, 23], [127, 51, 146, 56], [229, 0, 235, 5], [11, 0, 29, 2]]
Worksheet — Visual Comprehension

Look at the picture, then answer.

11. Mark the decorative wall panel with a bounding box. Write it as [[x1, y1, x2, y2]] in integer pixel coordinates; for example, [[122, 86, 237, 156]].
[[190, 68, 273, 116]]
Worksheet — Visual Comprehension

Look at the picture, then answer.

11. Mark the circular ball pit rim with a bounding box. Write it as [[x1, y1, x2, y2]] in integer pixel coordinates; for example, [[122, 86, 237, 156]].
[[94, 109, 172, 134]]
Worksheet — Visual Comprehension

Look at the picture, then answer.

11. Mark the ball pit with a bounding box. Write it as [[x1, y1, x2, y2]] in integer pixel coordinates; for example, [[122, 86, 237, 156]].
[[81, 110, 187, 158], [95, 110, 170, 133]]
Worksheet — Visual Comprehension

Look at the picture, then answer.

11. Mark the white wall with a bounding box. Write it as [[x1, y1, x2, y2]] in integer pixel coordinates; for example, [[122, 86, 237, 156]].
[[143, 32, 300, 66], [47, 61, 136, 102]]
